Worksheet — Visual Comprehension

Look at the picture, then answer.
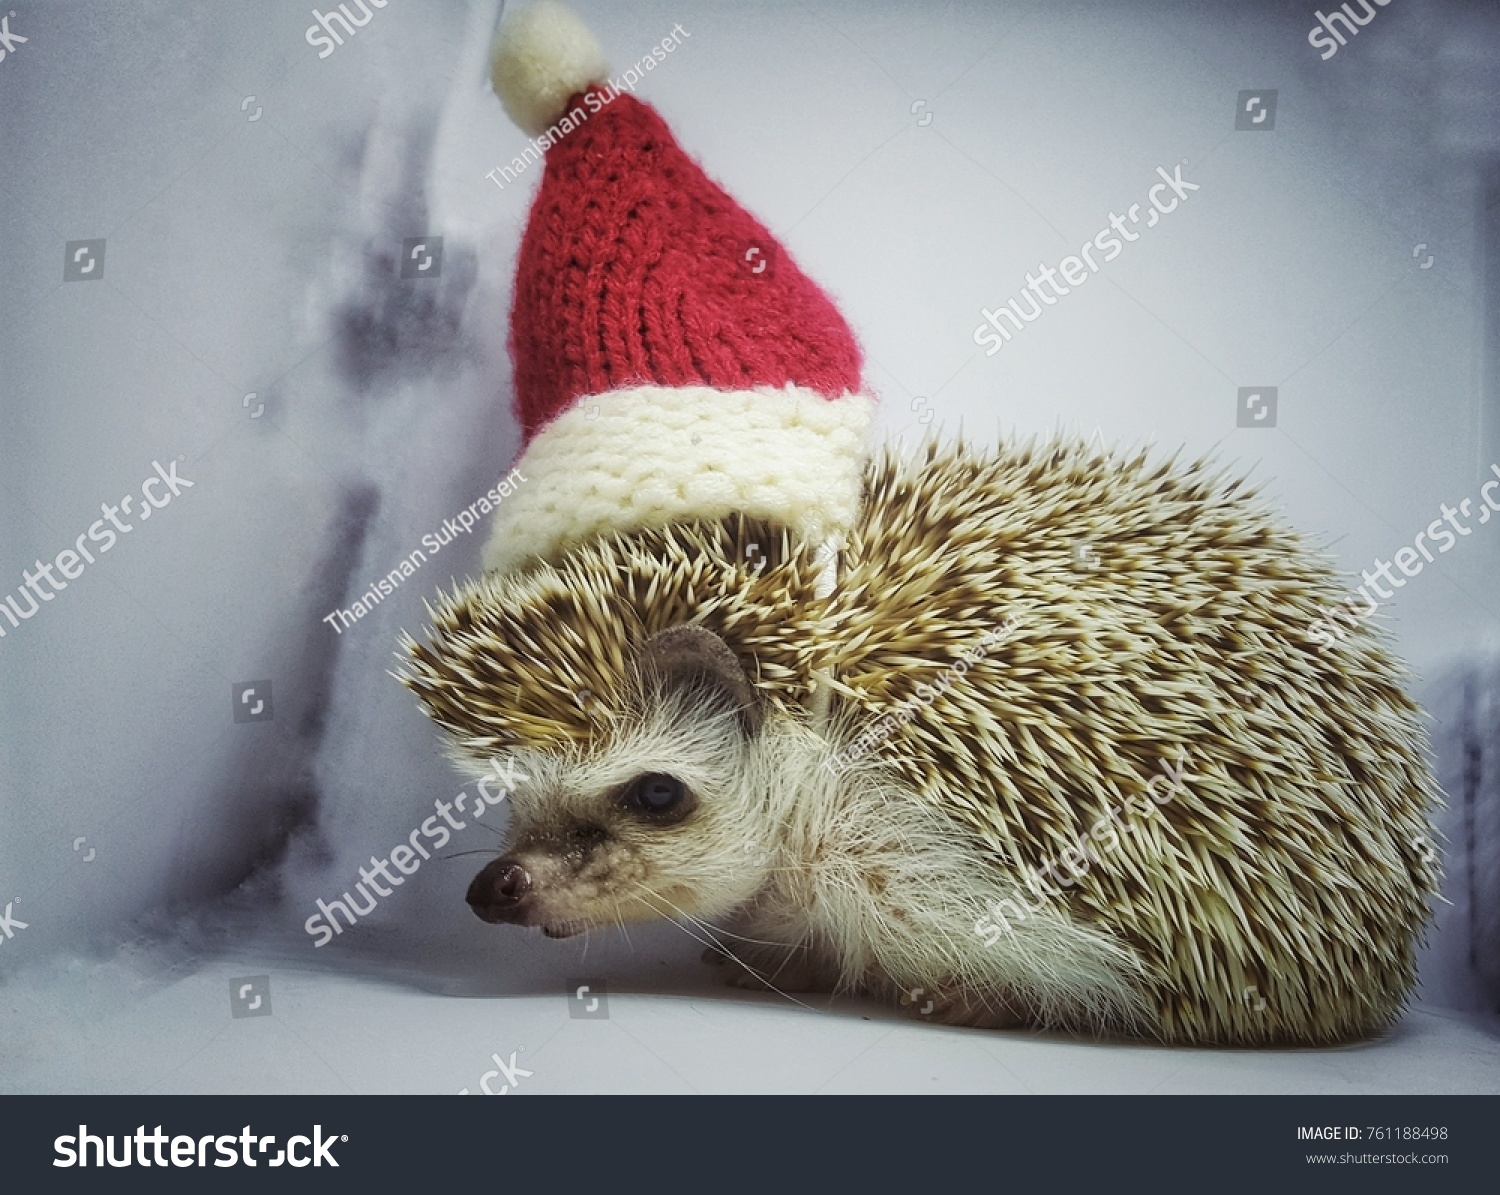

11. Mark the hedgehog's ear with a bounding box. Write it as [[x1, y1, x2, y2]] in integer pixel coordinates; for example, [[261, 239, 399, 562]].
[[637, 625, 762, 736]]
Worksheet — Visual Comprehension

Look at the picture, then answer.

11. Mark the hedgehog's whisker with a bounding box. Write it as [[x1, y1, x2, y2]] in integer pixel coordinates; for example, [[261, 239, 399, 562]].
[[748, 935, 814, 988], [691, 919, 806, 951], [648, 898, 760, 948], [638, 889, 729, 958], [442, 849, 504, 861], [637, 886, 818, 1013], [612, 899, 634, 952]]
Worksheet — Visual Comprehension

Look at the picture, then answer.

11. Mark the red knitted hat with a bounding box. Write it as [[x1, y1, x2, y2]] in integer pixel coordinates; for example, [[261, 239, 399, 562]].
[[481, 1, 876, 574]]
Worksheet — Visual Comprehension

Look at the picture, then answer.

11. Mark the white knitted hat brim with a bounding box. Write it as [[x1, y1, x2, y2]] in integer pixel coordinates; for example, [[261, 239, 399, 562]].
[[482, 384, 876, 574]]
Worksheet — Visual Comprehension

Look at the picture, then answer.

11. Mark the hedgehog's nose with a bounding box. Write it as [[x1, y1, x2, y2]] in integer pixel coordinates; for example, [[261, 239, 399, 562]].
[[467, 857, 532, 923]]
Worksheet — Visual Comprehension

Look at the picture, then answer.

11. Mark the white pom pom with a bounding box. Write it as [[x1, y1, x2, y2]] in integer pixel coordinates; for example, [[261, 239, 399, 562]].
[[490, 1, 610, 137]]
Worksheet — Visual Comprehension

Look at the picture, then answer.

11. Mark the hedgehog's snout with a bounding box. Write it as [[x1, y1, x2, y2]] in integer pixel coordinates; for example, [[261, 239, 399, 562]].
[[466, 857, 533, 924]]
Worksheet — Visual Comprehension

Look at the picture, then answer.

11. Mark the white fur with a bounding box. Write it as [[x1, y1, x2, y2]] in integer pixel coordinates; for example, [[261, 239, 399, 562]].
[[461, 686, 1155, 1035], [741, 720, 1156, 1033], [481, 385, 877, 574], [490, 1, 611, 137]]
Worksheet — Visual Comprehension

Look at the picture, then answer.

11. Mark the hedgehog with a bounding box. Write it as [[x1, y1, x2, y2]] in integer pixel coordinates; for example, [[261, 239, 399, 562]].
[[395, 2, 1440, 1045], [399, 436, 1441, 1046]]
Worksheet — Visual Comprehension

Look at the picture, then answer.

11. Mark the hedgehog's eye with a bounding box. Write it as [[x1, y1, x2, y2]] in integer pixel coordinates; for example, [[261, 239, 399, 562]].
[[621, 773, 695, 822]]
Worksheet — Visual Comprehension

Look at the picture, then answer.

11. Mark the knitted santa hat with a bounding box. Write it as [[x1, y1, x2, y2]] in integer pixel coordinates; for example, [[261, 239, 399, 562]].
[[480, 1, 876, 575]]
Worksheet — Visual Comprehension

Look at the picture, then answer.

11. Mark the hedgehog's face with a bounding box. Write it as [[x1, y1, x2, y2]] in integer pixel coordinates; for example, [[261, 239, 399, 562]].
[[465, 626, 777, 938]]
